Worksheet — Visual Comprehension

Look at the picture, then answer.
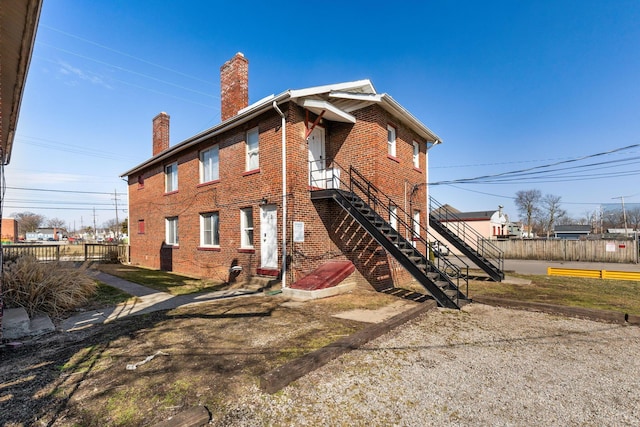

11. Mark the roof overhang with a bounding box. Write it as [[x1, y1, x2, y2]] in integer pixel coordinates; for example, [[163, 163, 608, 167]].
[[0, 0, 43, 165], [298, 99, 356, 123]]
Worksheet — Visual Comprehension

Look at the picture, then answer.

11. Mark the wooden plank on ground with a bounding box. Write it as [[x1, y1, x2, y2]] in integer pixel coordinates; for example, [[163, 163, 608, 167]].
[[259, 300, 437, 394], [151, 406, 210, 427], [474, 296, 639, 325]]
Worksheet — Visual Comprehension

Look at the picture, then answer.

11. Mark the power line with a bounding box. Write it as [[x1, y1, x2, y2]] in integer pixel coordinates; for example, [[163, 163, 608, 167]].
[[41, 24, 215, 86], [6, 186, 126, 196], [431, 144, 640, 186]]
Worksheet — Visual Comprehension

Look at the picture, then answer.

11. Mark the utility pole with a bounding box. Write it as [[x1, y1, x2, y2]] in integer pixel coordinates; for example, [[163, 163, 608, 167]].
[[612, 195, 629, 235], [93, 207, 97, 239], [113, 189, 120, 238]]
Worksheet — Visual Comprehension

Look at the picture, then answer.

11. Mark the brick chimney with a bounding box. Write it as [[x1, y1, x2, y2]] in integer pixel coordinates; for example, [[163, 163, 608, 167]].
[[220, 52, 249, 121], [152, 112, 170, 156]]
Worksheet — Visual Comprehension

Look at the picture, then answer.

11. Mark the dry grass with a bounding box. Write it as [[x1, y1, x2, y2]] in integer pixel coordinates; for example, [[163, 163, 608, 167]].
[[469, 273, 640, 315], [2, 256, 96, 318]]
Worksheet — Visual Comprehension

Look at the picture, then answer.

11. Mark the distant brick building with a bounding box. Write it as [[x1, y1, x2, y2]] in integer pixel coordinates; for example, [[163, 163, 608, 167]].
[[122, 53, 441, 290], [1, 218, 18, 243]]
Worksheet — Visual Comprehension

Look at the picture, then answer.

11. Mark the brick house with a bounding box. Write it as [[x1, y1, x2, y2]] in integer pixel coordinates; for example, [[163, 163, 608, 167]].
[[123, 53, 473, 304]]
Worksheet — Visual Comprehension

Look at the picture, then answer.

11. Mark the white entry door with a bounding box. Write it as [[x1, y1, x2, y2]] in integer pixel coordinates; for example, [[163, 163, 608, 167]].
[[308, 126, 326, 188], [261, 204, 278, 268]]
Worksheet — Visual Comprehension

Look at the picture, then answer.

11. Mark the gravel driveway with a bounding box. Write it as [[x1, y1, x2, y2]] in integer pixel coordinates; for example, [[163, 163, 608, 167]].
[[222, 304, 640, 426]]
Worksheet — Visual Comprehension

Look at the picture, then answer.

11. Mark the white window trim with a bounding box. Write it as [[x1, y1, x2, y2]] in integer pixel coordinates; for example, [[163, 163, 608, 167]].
[[165, 162, 178, 192], [387, 125, 397, 157], [166, 217, 179, 246], [200, 145, 220, 183], [240, 207, 254, 248], [246, 127, 259, 171], [200, 212, 220, 247], [413, 141, 420, 168]]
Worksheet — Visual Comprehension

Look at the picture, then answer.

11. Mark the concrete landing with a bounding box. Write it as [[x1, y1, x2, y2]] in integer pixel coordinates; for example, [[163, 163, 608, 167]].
[[2, 307, 55, 340], [283, 261, 356, 301]]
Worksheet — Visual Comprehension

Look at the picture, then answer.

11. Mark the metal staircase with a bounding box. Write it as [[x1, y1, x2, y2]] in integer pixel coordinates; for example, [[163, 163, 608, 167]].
[[429, 198, 505, 282], [310, 163, 469, 309]]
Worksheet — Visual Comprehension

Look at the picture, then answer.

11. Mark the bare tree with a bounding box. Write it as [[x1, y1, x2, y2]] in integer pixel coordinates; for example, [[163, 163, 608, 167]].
[[103, 218, 120, 237], [539, 194, 567, 238], [514, 189, 541, 237], [627, 206, 640, 232], [46, 217, 66, 229], [11, 211, 45, 237]]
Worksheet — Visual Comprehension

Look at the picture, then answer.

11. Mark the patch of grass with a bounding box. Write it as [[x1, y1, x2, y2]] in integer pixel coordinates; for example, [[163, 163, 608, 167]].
[[469, 273, 640, 314], [105, 389, 144, 425], [92, 281, 136, 306], [94, 263, 227, 295]]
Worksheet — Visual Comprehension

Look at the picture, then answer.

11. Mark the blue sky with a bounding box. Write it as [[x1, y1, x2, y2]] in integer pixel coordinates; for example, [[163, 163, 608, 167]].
[[8, 0, 640, 231]]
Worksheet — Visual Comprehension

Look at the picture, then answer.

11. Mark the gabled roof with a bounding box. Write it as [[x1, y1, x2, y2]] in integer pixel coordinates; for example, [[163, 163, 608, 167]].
[[121, 79, 442, 177], [0, 0, 42, 165]]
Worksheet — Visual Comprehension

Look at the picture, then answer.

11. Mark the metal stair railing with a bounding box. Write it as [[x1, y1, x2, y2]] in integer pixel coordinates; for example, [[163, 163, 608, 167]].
[[346, 165, 469, 298], [309, 160, 470, 306], [429, 196, 504, 278]]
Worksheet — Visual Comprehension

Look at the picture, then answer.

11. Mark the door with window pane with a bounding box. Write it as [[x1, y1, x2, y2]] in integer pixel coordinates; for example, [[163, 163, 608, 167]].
[[260, 205, 278, 268]]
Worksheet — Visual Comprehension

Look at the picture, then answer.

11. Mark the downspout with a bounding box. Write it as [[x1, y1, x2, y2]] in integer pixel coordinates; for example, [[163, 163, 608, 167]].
[[273, 101, 287, 289]]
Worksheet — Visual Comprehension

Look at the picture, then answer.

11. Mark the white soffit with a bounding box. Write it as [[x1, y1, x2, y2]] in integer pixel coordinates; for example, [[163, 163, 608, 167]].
[[300, 99, 356, 123]]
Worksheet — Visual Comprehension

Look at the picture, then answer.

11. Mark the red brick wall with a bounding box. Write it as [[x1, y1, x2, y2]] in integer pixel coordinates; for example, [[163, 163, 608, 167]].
[[128, 101, 429, 289], [152, 112, 170, 156]]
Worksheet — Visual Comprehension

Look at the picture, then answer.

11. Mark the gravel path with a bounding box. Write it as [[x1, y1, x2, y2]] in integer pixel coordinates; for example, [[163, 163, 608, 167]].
[[220, 304, 640, 426]]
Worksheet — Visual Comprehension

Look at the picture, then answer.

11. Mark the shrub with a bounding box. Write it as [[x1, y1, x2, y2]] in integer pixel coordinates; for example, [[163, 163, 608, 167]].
[[2, 256, 97, 318]]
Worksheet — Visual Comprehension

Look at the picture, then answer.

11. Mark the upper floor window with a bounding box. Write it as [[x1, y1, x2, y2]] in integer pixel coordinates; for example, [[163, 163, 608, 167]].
[[165, 162, 178, 192], [246, 127, 259, 171], [200, 145, 219, 183], [413, 141, 420, 168], [240, 207, 254, 248], [200, 212, 220, 247], [387, 125, 397, 157], [138, 219, 145, 234], [166, 216, 178, 245]]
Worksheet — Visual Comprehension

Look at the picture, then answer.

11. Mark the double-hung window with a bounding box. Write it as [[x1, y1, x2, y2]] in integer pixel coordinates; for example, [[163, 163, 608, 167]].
[[387, 125, 397, 157], [413, 141, 420, 168], [246, 127, 259, 171], [240, 207, 254, 248], [200, 212, 220, 247], [166, 217, 178, 245], [165, 162, 178, 192], [200, 146, 219, 183]]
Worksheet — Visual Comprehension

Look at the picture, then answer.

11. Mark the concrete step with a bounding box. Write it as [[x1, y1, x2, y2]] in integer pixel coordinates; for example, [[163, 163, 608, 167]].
[[2, 307, 55, 340]]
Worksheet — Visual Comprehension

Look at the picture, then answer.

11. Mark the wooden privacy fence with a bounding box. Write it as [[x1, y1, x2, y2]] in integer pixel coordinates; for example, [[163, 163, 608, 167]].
[[492, 239, 639, 263]]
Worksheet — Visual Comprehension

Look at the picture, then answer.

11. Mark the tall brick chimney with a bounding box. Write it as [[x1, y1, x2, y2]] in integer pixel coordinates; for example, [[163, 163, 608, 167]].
[[152, 112, 170, 155], [220, 52, 249, 121]]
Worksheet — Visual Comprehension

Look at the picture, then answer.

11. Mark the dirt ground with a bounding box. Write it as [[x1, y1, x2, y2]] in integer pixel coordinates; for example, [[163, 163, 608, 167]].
[[0, 287, 406, 426]]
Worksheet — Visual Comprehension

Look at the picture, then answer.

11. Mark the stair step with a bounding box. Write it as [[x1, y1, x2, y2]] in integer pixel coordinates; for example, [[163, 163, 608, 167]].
[[444, 289, 459, 299]]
